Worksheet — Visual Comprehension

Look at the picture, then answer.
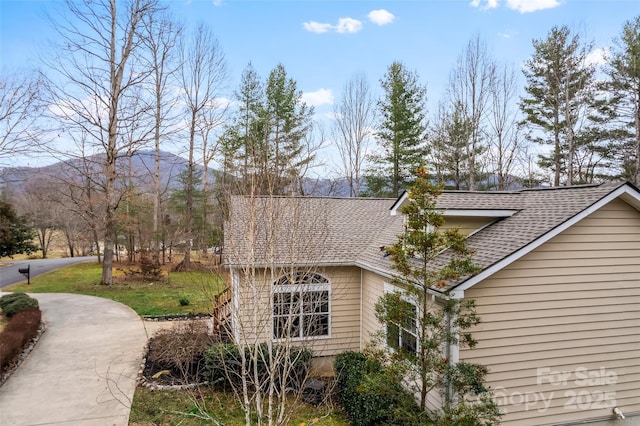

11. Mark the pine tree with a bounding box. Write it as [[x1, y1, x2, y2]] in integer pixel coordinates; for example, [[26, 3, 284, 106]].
[[520, 26, 597, 186], [367, 62, 428, 198], [0, 199, 36, 258], [221, 63, 314, 196], [375, 167, 500, 423], [606, 16, 640, 185], [431, 103, 472, 189]]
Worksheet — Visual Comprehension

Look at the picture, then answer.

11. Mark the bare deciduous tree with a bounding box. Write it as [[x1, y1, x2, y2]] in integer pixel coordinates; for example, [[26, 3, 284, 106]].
[[178, 23, 227, 270], [332, 73, 375, 197], [142, 12, 182, 264], [44, 0, 160, 284], [447, 35, 495, 190], [486, 63, 523, 190], [225, 193, 338, 425], [15, 176, 60, 258], [0, 71, 43, 166]]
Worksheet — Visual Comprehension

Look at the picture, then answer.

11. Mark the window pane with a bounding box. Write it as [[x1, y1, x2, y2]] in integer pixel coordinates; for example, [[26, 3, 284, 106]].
[[402, 303, 417, 333], [402, 329, 417, 353], [274, 292, 300, 315], [303, 313, 329, 336], [274, 315, 300, 338], [303, 291, 329, 313], [387, 322, 400, 349]]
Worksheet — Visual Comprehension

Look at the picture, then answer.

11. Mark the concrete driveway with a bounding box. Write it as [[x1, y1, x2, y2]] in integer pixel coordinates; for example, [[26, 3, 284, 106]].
[[0, 293, 147, 426]]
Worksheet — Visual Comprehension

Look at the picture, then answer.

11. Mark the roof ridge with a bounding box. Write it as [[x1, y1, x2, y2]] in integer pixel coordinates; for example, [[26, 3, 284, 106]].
[[520, 182, 621, 192], [231, 195, 396, 200]]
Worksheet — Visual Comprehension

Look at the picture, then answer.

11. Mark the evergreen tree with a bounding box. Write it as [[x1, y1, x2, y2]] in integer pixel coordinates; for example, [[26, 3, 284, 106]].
[[168, 169, 219, 256], [264, 64, 315, 194], [520, 26, 597, 186], [431, 102, 472, 189], [0, 199, 36, 258], [606, 16, 640, 185], [221, 63, 314, 196], [367, 62, 427, 198], [220, 63, 265, 195], [375, 167, 499, 423]]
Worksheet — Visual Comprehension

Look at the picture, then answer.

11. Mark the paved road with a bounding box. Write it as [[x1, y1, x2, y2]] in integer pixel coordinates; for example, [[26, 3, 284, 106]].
[[0, 293, 148, 426], [0, 256, 97, 289]]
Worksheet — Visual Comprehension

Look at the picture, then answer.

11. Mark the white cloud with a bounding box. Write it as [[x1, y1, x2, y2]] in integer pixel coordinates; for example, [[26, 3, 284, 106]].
[[335, 17, 363, 34], [585, 47, 608, 67], [304, 17, 363, 34], [301, 88, 334, 107], [498, 29, 518, 39], [303, 21, 333, 34], [471, 0, 561, 13], [212, 97, 234, 110], [212, 0, 221, 6], [470, 0, 499, 10], [506, 0, 561, 13], [368, 9, 395, 26]]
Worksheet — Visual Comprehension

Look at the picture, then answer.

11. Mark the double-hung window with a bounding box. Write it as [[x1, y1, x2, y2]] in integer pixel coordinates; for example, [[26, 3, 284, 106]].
[[384, 283, 418, 354], [273, 272, 330, 339]]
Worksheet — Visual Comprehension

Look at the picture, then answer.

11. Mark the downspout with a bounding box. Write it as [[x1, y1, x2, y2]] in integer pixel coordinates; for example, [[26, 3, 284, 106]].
[[438, 289, 464, 408], [359, 268, 363, 350]]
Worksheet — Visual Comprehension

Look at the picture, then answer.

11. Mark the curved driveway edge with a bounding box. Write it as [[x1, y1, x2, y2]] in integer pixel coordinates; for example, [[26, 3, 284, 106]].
[[0, 293, 147, 426]]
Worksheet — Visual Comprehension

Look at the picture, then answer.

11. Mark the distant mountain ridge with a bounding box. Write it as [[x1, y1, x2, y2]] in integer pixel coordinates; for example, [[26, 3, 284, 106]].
[[0, 150, 192, 194], [0, 150, 353, 197]]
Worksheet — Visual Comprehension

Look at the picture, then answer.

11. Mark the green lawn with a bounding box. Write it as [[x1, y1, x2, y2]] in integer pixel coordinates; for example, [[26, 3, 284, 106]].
[[6, 263, 226, 316], [129, 387, 349, 426]]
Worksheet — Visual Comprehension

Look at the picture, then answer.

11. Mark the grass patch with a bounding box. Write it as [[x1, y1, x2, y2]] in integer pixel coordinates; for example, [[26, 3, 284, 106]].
[[129, 386, 349, 426], [6, 263, 226, 316]]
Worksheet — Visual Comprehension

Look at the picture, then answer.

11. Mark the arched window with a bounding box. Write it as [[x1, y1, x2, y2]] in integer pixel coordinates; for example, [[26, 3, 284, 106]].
[[273, 271, 330, 339]]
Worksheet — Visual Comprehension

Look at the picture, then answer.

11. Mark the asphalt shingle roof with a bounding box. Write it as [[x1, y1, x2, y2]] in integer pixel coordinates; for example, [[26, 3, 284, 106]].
[[225, 182, 631, 289], [224, 196, 398, 267]]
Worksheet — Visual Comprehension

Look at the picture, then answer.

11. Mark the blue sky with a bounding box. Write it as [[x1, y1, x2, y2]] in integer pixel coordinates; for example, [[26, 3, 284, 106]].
[[1, 0, 640, 171]]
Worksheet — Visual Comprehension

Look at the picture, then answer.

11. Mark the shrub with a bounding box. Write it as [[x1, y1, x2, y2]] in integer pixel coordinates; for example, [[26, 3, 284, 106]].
[[0, 293, 30, 311], [145, 321, 220, 384], [205, 343, 312, 392], [334, 351, 423, 426], [0, 331, 23, 369], [179, 297, 190, 306], [4, 307, 42, 346], [2, 295, 39, 317], [0, 305, 42, 370]]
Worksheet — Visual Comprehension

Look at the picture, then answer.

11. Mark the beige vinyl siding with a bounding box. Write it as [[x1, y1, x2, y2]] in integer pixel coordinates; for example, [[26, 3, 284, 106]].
[[360, 270, 386, 345], [360, 270, 445, 411], [235, 266, 361, 357], [316, 266, 362, 356], [460, 198, 640, 425], [235, 268, 272, 344], [443, 216, 495, 235]]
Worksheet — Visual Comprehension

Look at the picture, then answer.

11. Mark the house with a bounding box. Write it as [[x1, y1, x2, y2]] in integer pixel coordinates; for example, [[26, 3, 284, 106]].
[[223, 181, 640, 425]]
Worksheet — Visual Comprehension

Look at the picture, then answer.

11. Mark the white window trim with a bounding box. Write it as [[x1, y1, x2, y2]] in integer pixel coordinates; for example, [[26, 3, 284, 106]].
[[272, 272, 332, 342], [231, 269, 240, 344], [383, 282, 419, 353]]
